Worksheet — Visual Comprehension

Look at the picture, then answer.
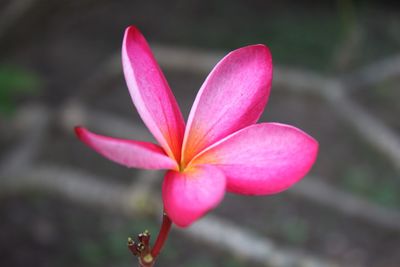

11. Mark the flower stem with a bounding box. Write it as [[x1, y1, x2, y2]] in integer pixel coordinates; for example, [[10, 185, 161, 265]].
[[130, 212, 172, 267], [151, 212, 172, 258]]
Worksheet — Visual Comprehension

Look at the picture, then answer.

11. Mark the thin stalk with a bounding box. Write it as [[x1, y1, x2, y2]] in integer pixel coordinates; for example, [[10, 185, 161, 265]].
[[151, 212, 172, 258], [136, 212, 172, 267]]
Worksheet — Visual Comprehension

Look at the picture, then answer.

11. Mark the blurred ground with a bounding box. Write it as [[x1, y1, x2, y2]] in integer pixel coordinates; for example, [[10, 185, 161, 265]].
[[1, 1, 400, 267]]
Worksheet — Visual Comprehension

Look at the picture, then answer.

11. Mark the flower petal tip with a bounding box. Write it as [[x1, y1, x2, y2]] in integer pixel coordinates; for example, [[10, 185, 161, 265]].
[[124, 25, 141, 40], [74, 126, 88, 142]]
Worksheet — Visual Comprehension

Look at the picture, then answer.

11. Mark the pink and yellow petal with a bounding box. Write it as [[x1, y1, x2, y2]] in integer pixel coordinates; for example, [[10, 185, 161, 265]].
[[162, 165, 226, 227], [181, 45, 272, 166], [75, 127, 177, 170], [122, 26, 185, 162], [191, 123, 318, 195]]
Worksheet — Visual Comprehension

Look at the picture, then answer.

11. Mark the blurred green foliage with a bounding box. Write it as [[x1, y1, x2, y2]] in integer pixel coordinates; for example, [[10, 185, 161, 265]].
[[161, 1, 399, 72], [0, 65, 41, 116], [179, 9, 344, 71], [281, 218, 309, 245], [76, 219, 158, 267], [341, 167, 399, 208], [75, 217, 250, 267]]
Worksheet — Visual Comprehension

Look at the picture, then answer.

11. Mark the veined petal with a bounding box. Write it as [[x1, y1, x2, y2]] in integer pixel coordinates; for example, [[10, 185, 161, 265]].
[[181, 45, 272, 166], [75, 127, 177, 170], [162, 165, 226, 227], [191, 123, 318, 195], [122, 26, 185, 162]]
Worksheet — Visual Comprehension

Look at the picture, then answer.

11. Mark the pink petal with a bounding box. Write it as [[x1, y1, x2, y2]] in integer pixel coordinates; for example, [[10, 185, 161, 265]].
[[181, 45, 272, 166], [191, 123, 318, 195], [122, 26, 185, 162], [75, 127, 177, 170], [162, 165, 226, 227]]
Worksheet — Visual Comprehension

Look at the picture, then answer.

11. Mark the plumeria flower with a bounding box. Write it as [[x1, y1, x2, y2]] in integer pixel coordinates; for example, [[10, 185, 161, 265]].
[[75, 26, 318, 227]]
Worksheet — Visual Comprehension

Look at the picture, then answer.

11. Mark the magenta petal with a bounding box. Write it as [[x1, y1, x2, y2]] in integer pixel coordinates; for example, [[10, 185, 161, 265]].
[[181, 45, 272, 165], [75, 127, 177, 170], [162, 165, 226, 227], [192, 123, 318, 195], [122, 26, 185, 162]]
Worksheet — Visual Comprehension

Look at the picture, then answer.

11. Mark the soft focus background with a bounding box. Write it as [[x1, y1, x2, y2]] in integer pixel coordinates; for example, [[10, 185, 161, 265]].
[[1, 1, 400, 266]]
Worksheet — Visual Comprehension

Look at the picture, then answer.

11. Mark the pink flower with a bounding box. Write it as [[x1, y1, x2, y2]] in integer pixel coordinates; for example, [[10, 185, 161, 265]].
[[75, 26, 318, 227]]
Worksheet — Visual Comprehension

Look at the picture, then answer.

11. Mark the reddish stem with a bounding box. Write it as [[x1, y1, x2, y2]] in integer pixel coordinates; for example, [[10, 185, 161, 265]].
[[131, 212, 172, 267], [151, 212, 172, 258]]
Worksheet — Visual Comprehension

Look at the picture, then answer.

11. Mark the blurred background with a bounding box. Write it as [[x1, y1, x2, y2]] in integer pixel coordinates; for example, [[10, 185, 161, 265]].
[[1, 0, 400, 266]]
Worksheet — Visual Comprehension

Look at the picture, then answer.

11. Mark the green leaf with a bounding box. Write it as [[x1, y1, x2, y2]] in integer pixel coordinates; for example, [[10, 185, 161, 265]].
[[0, 65, 42, 116]]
